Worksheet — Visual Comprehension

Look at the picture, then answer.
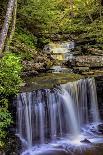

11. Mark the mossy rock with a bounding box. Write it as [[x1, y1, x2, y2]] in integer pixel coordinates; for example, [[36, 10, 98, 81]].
[[21, 73, 82, 92]]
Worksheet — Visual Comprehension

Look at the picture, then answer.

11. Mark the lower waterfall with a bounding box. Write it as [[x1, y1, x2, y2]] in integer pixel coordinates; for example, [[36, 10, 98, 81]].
[[16, 78, 102, 154]]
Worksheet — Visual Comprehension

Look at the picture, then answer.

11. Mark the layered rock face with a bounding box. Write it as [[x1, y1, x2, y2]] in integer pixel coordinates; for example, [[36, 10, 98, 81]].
[[76, 56, 103, 67], [95, 76, 103, 120], [22, 53, 54, 76]]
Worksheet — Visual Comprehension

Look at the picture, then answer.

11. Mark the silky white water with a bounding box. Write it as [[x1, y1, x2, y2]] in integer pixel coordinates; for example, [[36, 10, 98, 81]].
[[61, 89, 80, 137]]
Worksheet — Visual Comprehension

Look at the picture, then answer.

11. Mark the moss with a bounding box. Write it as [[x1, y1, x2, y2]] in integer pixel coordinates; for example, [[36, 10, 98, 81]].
[[21, 73, 82, 92]]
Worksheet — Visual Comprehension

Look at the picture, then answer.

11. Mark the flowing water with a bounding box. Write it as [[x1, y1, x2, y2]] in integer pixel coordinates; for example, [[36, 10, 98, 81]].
[[16, 78, 103, 155]]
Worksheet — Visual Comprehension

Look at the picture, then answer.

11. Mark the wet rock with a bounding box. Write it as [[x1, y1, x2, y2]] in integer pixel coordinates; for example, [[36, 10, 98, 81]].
[[80, 138, 91, 144], [22, 70, 39, 77], [98, 124, 103, 134], [95, 76, 103, 120], [5, 134, 22, 155]]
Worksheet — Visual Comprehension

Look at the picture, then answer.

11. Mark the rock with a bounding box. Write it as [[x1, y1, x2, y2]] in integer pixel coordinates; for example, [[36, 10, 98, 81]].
[[81, 71, 94, 75], [98, 124, 103, 134], [95, 76, 103, 120], [22, 70, 38, 77], [76, 39, 96, 46], [5, 134, 22, 155], [87, 48, 103, 56], [22, 52, 53, 76], [20, 82, 26, 87], [75, 56, 103, 68], [80, 138, 91, 144], [73, 67, 90, 74]]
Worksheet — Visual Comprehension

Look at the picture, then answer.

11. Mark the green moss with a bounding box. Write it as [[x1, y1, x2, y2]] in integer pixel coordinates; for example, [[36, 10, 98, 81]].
[[21, 73, 82, 92]]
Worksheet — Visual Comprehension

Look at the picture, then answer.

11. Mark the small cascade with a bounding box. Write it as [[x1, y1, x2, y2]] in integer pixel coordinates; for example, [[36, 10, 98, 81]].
[[16, 78, 101, 151]]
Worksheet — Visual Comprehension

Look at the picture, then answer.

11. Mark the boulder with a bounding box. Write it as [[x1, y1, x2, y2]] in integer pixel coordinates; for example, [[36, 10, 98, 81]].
[[80, 138, 91, 144]]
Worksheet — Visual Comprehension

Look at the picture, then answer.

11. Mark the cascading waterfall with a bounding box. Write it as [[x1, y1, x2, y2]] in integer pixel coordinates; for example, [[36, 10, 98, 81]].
[[16, 78, 101, 151]]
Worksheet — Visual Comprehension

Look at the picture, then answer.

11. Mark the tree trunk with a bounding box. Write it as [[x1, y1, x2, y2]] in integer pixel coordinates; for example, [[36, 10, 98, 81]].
[[5, 0, 17, 51], [99, 0, 102, 19], [0, 0, 15, 54]]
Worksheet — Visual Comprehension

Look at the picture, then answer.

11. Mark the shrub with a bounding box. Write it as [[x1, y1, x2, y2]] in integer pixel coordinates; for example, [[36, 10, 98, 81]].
[[0, 53, 22, 96], [0, 53, 22, 148], [0, 99, 12, 147]]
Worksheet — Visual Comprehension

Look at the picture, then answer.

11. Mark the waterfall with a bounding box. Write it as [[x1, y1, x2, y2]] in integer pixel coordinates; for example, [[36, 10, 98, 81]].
[[16, 78, 100, 149], [88, 78, 100, 123], [60, 89, 80, 137]]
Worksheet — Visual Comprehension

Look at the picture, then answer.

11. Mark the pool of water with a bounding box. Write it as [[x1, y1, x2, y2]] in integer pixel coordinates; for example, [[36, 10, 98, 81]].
[[22, 138, 103, 155], [21, 122, 103, 155]]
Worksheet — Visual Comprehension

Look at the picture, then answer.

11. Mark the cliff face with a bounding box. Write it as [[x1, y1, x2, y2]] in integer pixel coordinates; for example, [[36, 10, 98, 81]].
[[95, 76, 103, 120]]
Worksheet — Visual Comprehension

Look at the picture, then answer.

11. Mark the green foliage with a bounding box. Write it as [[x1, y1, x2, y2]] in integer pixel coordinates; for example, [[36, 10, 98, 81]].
[[0, 53, 22, 148], [1, 0, 103, 45], [14, 28, 37, 47], [10, 28, 37, 60], [15, 0, 103, 46], [0, 53, 22, 95], [0, 99, 12, 147]]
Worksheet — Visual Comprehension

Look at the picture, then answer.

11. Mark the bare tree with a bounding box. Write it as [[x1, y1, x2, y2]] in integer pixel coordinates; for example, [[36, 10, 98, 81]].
[[0, 0, 15, 53]]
